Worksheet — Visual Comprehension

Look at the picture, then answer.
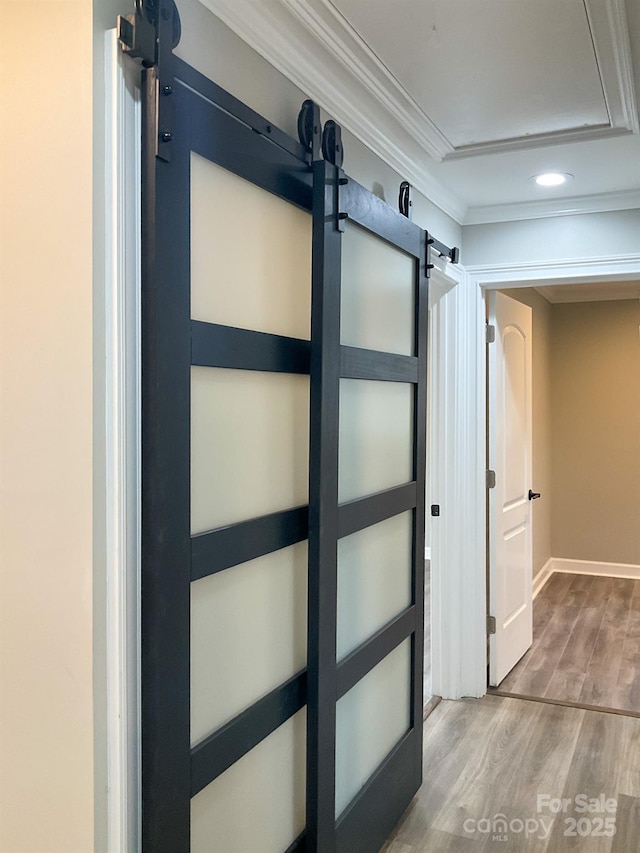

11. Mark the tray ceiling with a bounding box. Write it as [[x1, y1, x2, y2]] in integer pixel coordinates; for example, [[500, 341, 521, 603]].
[[198, 0, 640, 224], [332, 0, 610, 150]]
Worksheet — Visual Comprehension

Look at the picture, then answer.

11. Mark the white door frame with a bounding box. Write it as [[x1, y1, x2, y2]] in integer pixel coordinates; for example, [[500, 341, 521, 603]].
[[428, 260, 487, 700], [441, 252, 640, 699], [105, 31, 142, 852]]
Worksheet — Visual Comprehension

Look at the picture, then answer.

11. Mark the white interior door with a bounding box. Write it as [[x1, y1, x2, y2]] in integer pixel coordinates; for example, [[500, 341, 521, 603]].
[[488, 291, 533, 686]]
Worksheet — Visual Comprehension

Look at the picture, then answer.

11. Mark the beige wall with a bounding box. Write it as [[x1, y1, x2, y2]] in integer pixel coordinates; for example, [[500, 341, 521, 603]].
[[551, 300, 640, 565], [500, 288, 553, 578], [0, 1, 95, 851]]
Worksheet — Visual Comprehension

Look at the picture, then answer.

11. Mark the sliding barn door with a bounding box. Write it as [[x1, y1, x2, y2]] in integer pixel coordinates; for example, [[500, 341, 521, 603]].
[[134, 4, 433, 848], [142, 54, 313, 852], [309, 161, 428, 852]]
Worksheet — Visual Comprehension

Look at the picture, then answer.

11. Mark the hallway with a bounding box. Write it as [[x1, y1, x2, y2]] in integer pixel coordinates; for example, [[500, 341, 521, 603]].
[[495, 572, 640, 713], [382, 694, 640, 851]]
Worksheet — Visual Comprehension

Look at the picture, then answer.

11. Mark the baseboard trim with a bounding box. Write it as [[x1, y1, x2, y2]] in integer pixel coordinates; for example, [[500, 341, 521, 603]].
[[532, 558, 554, 599], [487, 688, 640, 720], [423, 695, 442, 721], [549, 557, 640, 581]]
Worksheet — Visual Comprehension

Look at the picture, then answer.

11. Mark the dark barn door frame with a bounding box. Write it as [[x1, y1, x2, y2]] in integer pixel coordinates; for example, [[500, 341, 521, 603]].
[[118, 2, 459, 851]]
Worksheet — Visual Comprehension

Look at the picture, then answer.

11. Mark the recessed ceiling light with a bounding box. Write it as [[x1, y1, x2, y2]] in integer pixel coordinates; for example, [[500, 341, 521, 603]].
[[531, 172, 573, 187]]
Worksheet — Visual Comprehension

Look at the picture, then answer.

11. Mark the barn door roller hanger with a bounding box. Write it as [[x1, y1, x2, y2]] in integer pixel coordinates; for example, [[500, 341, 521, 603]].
[[118, 0, 181, 162]]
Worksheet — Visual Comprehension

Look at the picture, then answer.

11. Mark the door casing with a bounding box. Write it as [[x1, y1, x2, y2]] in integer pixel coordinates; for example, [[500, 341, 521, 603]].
[[467, 258, 640, 695]]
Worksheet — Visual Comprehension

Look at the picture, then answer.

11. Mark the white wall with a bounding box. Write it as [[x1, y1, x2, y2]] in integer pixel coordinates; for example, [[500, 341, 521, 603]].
[[0, 2, 95, 851], [462, 209, 640, 266]]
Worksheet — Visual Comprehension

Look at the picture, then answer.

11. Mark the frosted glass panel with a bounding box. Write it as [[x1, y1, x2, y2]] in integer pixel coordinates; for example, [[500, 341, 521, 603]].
[[191, 709, 306, 853], [191, 367, 309, 534], [191, 542, 307, 746], [335, 640, 411, 817], [337, 512, 412, 660], [191, 153, 311, 339], [339, 379, 413, 503], [341, 222, 414, 356]]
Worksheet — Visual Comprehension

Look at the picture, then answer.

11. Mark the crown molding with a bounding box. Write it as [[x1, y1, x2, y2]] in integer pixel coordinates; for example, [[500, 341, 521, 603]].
[[465, 253, 640, 283], [533, 283, 640, 303], [279, 0, 639, 162], [464, 188, 640, 225], [281, 0, 453, 161], [584, 0, 639, 134], [197, 0, 467, 222], [445, 125, 632, 160], [282, 0, 639, 162]]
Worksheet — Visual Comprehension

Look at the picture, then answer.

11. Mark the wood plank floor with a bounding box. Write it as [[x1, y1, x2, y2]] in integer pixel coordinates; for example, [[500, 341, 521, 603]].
[[381, 694, 640, 852], [496, 573, 640, 713]]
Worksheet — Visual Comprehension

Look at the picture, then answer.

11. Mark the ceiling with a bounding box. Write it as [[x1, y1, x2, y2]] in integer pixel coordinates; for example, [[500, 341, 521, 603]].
[[333, 0, 611, 149], [200, 0, 640, 224], [534, 280, 640, 302]]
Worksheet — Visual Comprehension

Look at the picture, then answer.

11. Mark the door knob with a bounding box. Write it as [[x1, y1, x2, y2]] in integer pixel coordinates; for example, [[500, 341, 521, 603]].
[[528, 490, 541, 501]]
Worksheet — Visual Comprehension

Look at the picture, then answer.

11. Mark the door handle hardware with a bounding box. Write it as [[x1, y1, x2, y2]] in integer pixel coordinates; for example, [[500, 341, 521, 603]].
[[528, 490, 541, 501]]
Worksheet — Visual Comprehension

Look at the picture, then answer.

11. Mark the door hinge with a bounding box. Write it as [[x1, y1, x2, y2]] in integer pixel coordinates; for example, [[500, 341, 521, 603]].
[[486, 323, 496, 344], [486, 469, 496, 489], [487, 615, 497, 635]]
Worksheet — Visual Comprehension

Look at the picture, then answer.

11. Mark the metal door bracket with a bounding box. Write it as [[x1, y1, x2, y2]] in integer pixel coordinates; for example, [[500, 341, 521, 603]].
[[118, 0, 181, 65], [486, 323, 496, 344], [118, 0, 181, 161], [117, 3, 156, 66], [319, 119, 347, 231], [486, 469, 496, 489], [425, 235, 434, 277], [428, 237, 460, 265], [425, 235, 459, 275], [487, 615, 497, 635]]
